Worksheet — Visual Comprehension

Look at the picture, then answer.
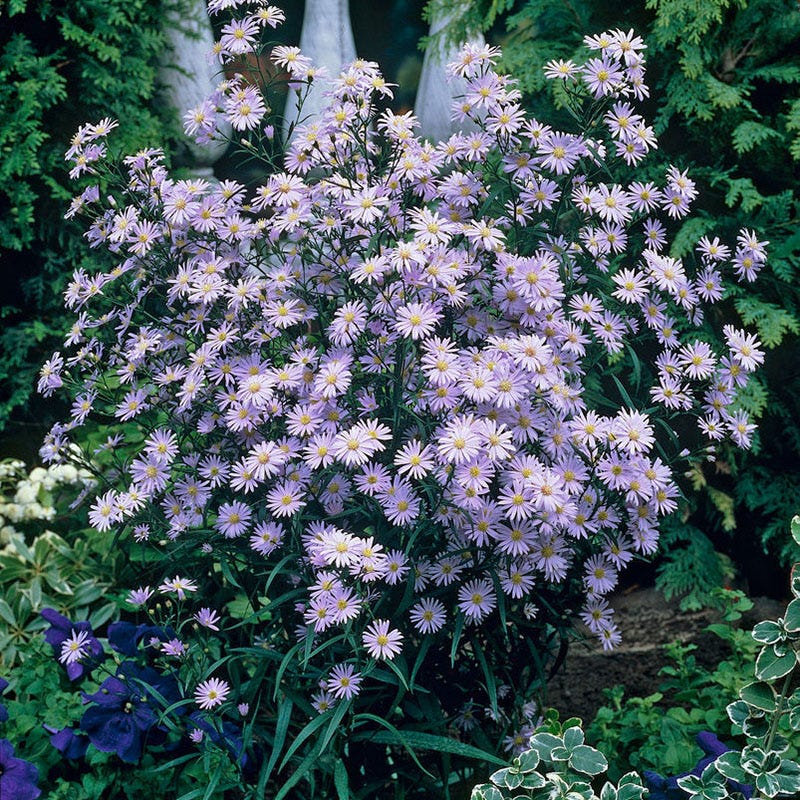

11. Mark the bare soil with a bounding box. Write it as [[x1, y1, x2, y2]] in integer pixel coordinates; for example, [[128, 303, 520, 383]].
[[545, 588, 785, 722]]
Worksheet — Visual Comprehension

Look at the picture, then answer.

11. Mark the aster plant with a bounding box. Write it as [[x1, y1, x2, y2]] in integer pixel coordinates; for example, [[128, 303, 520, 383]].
[[38, 4, 768, 796]]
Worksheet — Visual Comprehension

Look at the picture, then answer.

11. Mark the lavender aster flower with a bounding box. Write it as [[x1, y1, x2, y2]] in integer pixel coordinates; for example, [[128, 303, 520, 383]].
[[41, 609, 104, 681]]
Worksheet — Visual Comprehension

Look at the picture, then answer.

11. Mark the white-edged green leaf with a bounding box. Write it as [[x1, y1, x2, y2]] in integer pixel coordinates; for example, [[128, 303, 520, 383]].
[[570, 744, 608, 776], [740, 682, 777, 712], [516, 749, 540, 772], [783, 598, 800, 632], [756, 645, 796, 681], [714, 751, 747, 784], [752, 620, 783, 645]]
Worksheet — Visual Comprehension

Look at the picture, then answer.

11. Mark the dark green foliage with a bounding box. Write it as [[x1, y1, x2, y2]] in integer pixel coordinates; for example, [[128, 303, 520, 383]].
[[656, 518, 736, 611], [0, 0, 176, 428], [428, 0, 800, 602]]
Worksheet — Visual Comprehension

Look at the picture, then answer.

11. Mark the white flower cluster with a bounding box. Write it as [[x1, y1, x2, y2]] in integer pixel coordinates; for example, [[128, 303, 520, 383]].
[[0, 460, 93, 539]]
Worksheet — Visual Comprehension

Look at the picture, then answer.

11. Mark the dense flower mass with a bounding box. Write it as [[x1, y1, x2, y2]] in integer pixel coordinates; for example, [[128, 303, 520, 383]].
[[43, 1, 766, 768]]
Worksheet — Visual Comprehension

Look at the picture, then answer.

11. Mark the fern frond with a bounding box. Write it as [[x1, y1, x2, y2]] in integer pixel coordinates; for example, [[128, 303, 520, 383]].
[[733, 295, 800, 348], [731, 120, 782, 155]]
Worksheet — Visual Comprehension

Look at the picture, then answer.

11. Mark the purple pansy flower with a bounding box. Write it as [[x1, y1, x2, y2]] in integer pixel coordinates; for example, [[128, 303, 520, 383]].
[[45, 726, 90, 760], [107, 621, 172, 657], [0, 738, 41, 800], [644, 731, 753, 800], [79, 661, 181, 763], [41, 608, 104, 680]]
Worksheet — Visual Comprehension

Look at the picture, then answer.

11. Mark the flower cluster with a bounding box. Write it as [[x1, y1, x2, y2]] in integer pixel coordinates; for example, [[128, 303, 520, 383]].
[[44, 1, 766, 770], [0, 459, 93, 541], [40, 609, 242, 766]]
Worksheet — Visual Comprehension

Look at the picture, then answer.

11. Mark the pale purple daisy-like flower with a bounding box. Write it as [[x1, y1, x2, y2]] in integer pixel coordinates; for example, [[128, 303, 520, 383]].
[[538, 133, 584, 175], [311, 690, 337, 713], [158, 575, 198, 601], [697, 235, 731, 262], [679, 340, 717, 380], [362, 619, 404, 660], [580, 597, 614, 633], [59, 629, 92, 665], [379, 549, 408, 585], [543, 58, 578, 80], [215, 500, 252, 538], [584, 555, 618, 596], [393, 439, 434, 479], [127, 586, 154, 606], [88, 490, 121, 532], [162, 638, 187, 657], [225, 85, 267, 131], [194, 608, 221, 631], [598, 621, 622, 651], [115, 387, 149, 421], [499, 563, 536, 599], [304, 596, 335, 633], [37, 352, 64, 395], [330, 587, 362, 624], [195, 677, 230, 709], [723, 325, 764, 372], [266, 481, 306, 517], [727, 410, 757, 449], [409, 598, 447, 633], [393, 302, 440, 341], [457, 579, 496, 623], [219, 17, 259, 55], [612, 409, 655, 455], [326, 664, 362, 700], [250, 521, 284, 556], [343, 186, 389, 225]]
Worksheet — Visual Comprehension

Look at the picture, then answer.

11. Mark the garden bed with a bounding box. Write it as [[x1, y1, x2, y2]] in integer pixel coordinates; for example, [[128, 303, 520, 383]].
[[547, 588, 785, 721]]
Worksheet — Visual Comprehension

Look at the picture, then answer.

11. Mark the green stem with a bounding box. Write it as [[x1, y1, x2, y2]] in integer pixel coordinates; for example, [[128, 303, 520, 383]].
[[763, 668, 794, 756], [754, 665, 796, 800]]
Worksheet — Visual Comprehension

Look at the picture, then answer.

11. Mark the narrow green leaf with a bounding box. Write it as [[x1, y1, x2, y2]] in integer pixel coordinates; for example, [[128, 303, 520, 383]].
[[319, 699, 350, 753], [450, 612, 465, 667], [473, 639, 498, 719], [278, 707, 331, 771], [262, 695, 293, 786], [274, 744, 321, 800], [359, 728, 507, 766], [334, 759, 350, 800], [351, 712, 433, 778]]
